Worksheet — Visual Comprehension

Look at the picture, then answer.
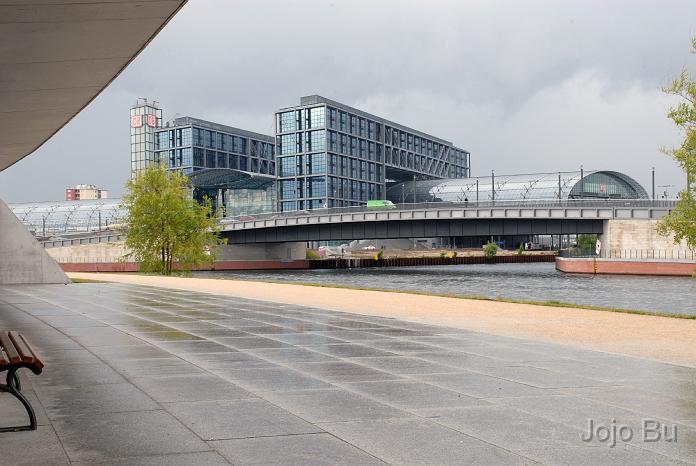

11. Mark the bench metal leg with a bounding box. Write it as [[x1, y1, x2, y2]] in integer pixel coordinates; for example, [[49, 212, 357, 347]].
[[7, 370, 21, 391], [0, 369, 36, 432]]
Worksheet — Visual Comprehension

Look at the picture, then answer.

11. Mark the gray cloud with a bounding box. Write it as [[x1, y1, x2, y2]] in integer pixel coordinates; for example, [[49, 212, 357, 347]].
[[2, 0, 694, 202]]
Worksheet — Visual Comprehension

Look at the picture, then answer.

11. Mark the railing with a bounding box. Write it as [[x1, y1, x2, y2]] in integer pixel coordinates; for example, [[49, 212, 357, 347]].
[[41, 233, 126, 248], [49, 256, 127, 264], [559, 248, 695, 262], [219, 199, 677, 225]]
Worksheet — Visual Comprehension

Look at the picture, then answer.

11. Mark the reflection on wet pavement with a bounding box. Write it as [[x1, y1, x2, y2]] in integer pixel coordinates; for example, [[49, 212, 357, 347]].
[[1, 282, 695, 465]]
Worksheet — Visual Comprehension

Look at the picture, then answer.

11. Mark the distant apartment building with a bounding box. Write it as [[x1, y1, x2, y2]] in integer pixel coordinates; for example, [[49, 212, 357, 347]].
[[65, 184, 108, 201], [275, 95, 470, 211]]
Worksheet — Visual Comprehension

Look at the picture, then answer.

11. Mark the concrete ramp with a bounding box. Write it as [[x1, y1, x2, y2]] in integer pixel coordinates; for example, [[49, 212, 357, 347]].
[[0, 199, 69, 284]]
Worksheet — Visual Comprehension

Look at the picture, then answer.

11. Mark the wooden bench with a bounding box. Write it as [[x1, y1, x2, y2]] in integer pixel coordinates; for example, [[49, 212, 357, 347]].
[[0, 331, 44, 432]]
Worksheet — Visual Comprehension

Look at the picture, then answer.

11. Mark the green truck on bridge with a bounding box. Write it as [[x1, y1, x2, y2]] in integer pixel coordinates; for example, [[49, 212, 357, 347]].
[[367, 200, 396, 210]]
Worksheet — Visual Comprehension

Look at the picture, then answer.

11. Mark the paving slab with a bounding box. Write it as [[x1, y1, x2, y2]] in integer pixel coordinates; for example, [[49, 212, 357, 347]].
[[52, 409, 211, 463], [318, 417, 532, 465], [210, 433, 386, 465], [259, 388, 410, 423], [164, 398, 323, 440]]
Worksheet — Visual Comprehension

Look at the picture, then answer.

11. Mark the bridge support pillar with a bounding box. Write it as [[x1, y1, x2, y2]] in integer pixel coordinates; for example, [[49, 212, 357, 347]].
[[0, 199, 69, 285], [599, 219, 690, 254], [216, 242, 306, 261]]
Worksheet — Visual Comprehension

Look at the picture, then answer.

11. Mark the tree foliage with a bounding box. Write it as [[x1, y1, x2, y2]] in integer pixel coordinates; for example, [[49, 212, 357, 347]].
[[658, 37, 696, 251], [577, 234, 598, 252], [483, 242, 498, 258], [122, 166, 223, 275]]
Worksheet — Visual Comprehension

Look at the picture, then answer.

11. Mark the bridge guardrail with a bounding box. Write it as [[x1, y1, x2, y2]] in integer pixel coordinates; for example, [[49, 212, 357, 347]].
[[41, 233, 126, 249], [220, 199, 677, 227], [219, 199, 677, 226]]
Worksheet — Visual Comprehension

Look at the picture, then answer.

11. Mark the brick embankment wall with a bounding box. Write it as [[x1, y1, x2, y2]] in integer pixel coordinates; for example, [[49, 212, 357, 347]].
[[556, 257, 696, 277], [311, 254, 556, 269]]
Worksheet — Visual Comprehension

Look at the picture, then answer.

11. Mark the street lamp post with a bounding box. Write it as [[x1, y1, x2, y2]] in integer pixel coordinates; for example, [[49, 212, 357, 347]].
[[652, 167, 656, 200]]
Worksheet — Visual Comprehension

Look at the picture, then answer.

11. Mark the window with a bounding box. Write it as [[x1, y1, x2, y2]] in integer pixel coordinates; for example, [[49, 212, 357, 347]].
[[193, 128, 203, 146], [157, 132, 169, 149], [205, 130, 215, 148], [328, 154, 338, 175], [205, 150, 215, 168], [281, 201, 297, 212], [309, 107, 325, 128], [280, 134, 298, 155], [307, 177, 326, 198], [309, 130, 326, 152], [181, 128, 192, 146], [328, 131, 338, 151], [278, 111, 298, 133], [193, 147, 204, 167], [279, 156, 297, 177], [307, 153, 326, 174], [280, 180, 297, 199], [329, 108, 337, 129], [217, 152, 227, 168]]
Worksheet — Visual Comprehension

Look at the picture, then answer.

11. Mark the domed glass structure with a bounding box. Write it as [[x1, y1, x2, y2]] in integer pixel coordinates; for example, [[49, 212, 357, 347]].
[[386, 170, 648, 203]]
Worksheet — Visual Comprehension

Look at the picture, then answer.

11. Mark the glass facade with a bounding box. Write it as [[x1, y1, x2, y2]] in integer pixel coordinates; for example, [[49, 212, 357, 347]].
[[130, 100, 163, 179], [10, 199, 125, 235], [154, 117, 275, 178], [275, 95, 470, 211]]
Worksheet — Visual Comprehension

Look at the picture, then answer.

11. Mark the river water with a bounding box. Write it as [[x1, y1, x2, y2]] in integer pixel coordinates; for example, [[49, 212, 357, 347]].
[[194, 263, 696, 316]]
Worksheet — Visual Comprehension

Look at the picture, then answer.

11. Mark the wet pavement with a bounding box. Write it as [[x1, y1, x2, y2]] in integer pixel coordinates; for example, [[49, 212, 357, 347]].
[[1, 282, 695, 465]]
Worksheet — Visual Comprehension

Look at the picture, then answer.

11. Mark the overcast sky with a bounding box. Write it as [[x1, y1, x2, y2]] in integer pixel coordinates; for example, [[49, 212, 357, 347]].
[[2, 0, 695, 203]]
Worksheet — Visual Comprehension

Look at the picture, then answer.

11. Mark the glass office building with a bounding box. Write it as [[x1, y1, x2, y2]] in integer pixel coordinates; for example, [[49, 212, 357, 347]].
[[154, 117, 276, 177], [153, 117, 276, 216], [130, 99, 163, 179], [275, 95, 470, 212]]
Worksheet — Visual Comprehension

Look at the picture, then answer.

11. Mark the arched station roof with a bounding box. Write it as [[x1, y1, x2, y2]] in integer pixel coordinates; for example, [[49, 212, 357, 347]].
[[386, 170, 649, 203]]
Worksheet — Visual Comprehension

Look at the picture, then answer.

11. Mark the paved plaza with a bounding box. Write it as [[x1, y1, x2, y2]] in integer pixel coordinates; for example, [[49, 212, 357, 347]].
[[1, 283, 695, 465]]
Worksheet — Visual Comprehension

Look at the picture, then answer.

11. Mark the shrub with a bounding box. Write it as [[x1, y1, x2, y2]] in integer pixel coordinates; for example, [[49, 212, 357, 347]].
[[483, 242, 498, 258], [306, 249, 321, 260]]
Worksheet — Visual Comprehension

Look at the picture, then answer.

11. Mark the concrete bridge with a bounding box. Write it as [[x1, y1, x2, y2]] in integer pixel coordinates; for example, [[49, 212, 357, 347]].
[[219, 200, 677, 245]]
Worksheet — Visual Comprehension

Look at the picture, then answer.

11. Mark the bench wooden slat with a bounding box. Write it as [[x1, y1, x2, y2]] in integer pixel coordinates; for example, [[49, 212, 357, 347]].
[[9, 332, 35, 365], [0, 333, 20, 364], [0, 347, 8, 369], [18, 333, 44, 370]]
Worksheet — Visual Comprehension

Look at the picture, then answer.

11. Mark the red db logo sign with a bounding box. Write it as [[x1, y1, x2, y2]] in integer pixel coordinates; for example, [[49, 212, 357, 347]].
[[130, 115, 143, 128], [147, 114, 157, 127]]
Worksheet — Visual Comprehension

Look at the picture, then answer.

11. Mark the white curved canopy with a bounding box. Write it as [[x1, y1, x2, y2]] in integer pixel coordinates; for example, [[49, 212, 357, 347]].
[[0, 0, 188, 171]]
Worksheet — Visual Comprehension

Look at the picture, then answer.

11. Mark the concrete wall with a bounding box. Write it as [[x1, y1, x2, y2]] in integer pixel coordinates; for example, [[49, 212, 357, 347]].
[[46, 240, 306, 263], [46, 242, 127, 263], [600, 219, 690, 253], [216, 242, 306, 261], [0, 199, 69, 284]]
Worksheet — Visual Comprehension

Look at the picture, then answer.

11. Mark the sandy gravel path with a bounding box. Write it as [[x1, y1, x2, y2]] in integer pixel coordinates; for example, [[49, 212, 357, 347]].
[[68, 272, 696, 367]]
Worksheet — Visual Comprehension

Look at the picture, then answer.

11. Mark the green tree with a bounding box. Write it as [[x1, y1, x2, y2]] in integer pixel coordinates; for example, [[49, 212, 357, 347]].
[[577, 234, 598, 252], [658, 37, 696, 251], [122, 166, 223, 275]]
